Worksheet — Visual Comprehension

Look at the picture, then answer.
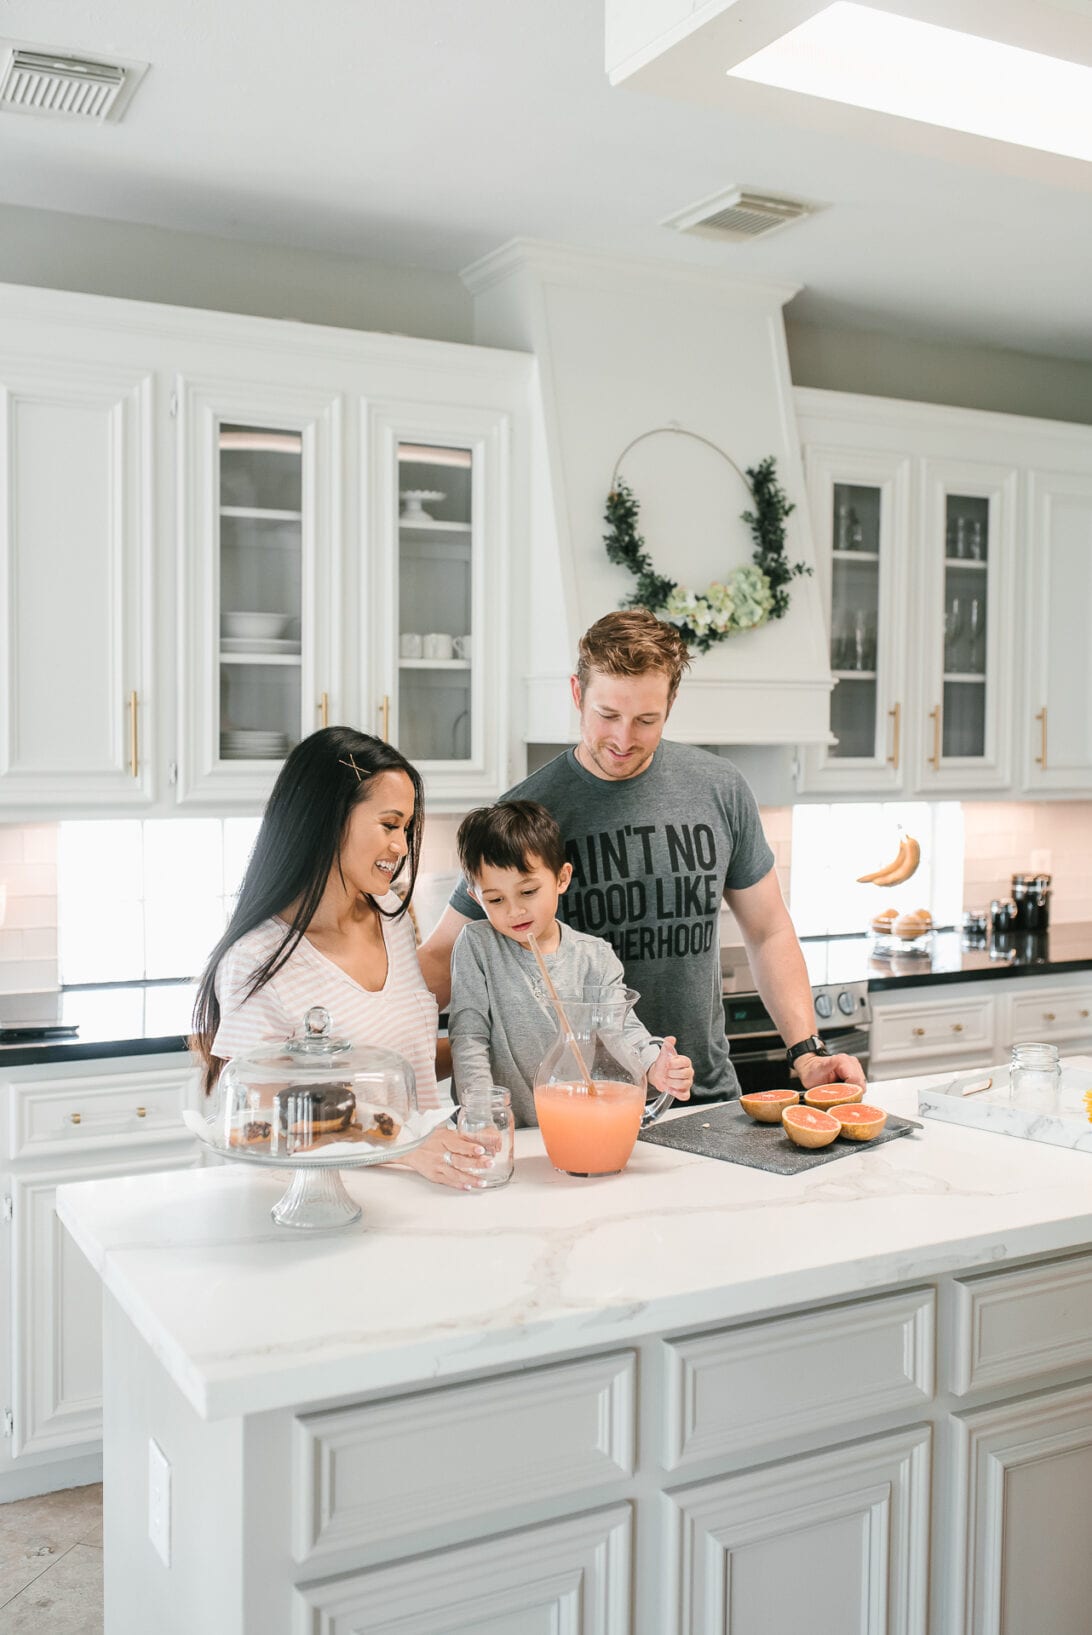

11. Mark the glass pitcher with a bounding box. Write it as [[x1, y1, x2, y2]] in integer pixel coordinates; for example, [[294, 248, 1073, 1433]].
[[532, 987, 673, 1177]]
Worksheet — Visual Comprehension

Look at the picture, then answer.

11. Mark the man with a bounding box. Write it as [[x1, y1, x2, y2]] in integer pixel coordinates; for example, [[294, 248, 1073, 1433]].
[[420, 609, 865, 1098]]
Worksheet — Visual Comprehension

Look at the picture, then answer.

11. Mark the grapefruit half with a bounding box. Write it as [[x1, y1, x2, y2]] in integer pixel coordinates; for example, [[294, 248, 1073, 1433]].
[[803, 1083, 865, 1110], [831, 1104, 887, 1141], [782, 1106, 840, 1149], [739, 1089, 800, 1123]]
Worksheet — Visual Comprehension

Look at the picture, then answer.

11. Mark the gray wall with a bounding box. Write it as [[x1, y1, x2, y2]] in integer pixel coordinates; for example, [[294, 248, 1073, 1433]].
[[3, 202, 1091, 424]]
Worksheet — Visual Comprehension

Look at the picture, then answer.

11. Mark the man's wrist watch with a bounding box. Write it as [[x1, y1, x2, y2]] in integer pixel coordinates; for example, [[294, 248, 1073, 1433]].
[[786, 1035, 830, 1067]]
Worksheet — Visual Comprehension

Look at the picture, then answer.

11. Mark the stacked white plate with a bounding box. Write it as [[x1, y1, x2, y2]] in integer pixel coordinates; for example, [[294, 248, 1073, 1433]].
[[221, 730, 289, 760]]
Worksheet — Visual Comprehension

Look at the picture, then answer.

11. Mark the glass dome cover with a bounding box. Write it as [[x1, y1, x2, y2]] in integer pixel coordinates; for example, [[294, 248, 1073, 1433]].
[[213, 1005, 419, 1162]]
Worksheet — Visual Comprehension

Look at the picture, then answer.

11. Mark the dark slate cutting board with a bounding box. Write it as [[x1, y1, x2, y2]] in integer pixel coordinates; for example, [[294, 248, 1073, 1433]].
[[637, 1101, 922, 1175]]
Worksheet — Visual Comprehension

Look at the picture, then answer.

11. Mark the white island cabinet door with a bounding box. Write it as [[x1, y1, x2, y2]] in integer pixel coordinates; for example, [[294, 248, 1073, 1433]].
[[1022, 470, 1092, 792], [175, 377, 341, 804], [667, 1427, 930, 1635], [0, 359, 155, 810], [952, 1382, 1092, 1635], [9, 1151, 196, 1460], [296, 1505, 631, 1635]]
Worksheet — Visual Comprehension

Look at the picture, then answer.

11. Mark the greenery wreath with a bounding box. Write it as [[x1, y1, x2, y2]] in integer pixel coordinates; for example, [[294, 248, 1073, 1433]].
[[603, 428, 812, 654]]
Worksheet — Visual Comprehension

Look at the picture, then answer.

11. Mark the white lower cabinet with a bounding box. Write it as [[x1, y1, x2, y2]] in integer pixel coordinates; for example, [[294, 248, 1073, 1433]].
[[295, 1505, 632, 1635], [1, 1053, 199, 1493], [668, 1427, 931, 1635], [952, 1383, 1092, 1635]]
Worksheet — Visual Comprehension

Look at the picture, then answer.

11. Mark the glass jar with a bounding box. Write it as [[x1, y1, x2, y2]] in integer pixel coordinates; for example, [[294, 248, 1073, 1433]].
[[457, 1088, 515, 1187], [1009, 1042, 1061, 1111]]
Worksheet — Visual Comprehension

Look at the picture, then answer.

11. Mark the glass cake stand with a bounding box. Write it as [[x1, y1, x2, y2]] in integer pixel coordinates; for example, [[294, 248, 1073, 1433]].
[[190, 1116, 441, 1229]]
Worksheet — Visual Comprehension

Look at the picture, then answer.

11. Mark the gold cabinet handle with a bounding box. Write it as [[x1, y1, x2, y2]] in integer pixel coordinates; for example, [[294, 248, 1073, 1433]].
[[1080, 1008, 1090, 1019], [318, 692, 329, 728], [136, 1106, 147, 1118], [929, 704, 942, 769], [951, 1022, 964, 1033], [887, 702, 901, 769], [912, 1026, 926, 1037], [1035, 707, 1047, 770], [1044, 1012, 1056, 1022], [378, 694, 390, 741], [128, 690, 139, 778], [69, 1112, 81, 1125]]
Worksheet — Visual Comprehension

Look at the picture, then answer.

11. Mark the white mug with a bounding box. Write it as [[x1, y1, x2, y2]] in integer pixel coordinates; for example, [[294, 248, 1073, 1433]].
[[452, 634, 472, 660], [400, 632, 423, 659], [423, 632, 453, 660]]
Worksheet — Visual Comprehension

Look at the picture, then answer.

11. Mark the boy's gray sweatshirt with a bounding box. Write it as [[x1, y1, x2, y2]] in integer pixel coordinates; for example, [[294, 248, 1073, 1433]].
[[448, 919, 661, 1127]]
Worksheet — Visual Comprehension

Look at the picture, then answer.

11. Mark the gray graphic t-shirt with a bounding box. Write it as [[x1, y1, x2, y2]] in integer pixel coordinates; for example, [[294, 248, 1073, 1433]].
[[449, 741, 774, 1098]]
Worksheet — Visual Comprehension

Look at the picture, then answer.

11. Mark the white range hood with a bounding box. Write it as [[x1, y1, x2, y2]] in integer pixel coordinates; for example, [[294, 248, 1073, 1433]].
[[461, 240, 832, 747]]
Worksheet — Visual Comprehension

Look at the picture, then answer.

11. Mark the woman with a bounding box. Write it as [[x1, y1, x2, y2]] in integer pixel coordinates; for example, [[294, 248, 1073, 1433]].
[[191, 726, 488, 1190]]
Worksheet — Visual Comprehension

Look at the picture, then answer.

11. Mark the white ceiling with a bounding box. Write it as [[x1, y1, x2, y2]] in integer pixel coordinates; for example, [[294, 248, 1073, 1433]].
[[1, 1, 1091, 360]]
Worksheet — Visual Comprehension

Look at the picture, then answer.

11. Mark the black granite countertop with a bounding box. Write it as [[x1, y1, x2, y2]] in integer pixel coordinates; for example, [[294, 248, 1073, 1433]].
[[0, 981, 196, 1069], [722, 923, 1092, 996], [3, 924, 1091, 1069]]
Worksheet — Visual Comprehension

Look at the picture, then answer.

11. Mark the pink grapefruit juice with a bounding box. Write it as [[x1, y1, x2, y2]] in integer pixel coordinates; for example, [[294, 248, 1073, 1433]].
[[533, 1081, 644, 1175]]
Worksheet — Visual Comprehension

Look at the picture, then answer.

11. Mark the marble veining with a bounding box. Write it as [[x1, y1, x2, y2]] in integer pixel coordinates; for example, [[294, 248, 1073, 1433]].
[[57, 1067, 1092, 1422]]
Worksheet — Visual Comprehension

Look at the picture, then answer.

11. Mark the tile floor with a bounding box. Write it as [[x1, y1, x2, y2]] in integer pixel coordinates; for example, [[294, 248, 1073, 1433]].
[[0, 1484, 102, 1633]]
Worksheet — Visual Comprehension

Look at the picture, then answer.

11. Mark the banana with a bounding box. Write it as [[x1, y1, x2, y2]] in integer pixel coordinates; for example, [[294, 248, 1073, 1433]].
[[857, 833, 921, 887]]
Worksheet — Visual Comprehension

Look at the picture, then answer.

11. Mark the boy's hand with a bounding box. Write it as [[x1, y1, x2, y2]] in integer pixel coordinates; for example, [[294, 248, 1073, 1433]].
[[648, 1036, 694, 1102]]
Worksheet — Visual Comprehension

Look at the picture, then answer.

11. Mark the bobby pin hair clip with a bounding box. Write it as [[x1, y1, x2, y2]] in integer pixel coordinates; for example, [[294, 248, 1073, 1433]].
[[339, 754, 364, 782]]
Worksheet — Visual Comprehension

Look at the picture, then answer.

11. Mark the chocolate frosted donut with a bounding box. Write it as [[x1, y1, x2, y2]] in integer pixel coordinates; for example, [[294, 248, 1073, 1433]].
[[273, 1083, 356, 1149]]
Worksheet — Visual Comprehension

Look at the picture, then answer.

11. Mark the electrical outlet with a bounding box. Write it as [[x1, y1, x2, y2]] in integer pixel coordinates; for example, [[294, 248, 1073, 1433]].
[[148, 1438, 171, 1567]]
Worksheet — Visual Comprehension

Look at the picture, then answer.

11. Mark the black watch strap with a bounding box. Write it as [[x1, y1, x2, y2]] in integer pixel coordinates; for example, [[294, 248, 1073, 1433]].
[[786, 1035, 830, 1065]]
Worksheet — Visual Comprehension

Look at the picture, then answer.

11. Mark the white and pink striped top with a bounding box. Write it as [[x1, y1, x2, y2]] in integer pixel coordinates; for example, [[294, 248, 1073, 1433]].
[[211, 896, 442, 1109]]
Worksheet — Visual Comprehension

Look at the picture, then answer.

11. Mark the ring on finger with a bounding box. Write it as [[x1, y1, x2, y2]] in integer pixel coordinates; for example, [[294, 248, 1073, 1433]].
[[442, 1150, 454, 1167]]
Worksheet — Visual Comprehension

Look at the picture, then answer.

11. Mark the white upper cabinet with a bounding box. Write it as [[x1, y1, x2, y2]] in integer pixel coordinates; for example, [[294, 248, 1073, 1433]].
[[915, 457, 1016, 793], [796, 390, 1091, 799], [176, 377, 341, 804], [1022, 470, 1092, 793], [0, 355, 155, 810], [798, 446, 911, 793], [367, 403, 511, 805], [0, 284, 530, 818]]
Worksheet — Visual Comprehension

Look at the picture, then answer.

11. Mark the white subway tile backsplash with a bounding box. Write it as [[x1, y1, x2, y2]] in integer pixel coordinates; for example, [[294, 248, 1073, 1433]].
[[4, 861, 58, 897], [0, 958, 58, 994], [3, 895, 57, 931], [20, 824, 57, 863]]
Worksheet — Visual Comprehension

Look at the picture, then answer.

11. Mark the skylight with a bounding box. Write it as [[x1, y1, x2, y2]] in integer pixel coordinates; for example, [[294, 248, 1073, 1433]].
[[728, 3, 1092, 164]]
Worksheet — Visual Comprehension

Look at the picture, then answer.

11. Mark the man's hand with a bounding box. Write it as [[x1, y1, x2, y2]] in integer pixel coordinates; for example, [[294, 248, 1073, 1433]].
[[648, 1036, 694, 1102], [793, 1051, 867, 1092]]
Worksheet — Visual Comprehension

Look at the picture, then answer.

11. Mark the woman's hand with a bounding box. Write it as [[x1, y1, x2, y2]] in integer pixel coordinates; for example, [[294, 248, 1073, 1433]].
[[400, 1123, 496, 1190], [648, 1036, 694, 1102]]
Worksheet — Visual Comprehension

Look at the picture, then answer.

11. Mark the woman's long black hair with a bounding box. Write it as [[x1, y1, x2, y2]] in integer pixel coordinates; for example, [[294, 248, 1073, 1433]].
[[191, 726, 424, 1092]]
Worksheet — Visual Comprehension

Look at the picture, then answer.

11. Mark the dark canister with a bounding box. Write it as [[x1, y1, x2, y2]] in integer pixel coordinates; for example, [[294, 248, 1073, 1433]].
[[1011, 873, 1051, 934]]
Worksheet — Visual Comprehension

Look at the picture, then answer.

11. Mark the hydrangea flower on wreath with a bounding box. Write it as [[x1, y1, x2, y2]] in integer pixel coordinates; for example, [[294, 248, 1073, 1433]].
[[603, 427, 812, 654]]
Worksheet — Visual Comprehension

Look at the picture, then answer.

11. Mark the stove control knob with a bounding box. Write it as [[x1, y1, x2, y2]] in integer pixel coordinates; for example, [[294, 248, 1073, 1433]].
[[814, 993, 833, 1019], [837, 990, 856, 1016]]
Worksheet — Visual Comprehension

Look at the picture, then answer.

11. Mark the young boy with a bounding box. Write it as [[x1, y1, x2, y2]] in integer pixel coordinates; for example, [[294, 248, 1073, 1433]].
[[448, 800, 694, 1127]]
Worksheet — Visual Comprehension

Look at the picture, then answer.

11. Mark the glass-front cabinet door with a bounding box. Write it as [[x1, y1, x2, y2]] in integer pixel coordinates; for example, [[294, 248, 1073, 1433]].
[[177, 379, 340, 803], [797, 448, 911, 794], [368, 404, 510, 806], [917, 459, 1016, 792]]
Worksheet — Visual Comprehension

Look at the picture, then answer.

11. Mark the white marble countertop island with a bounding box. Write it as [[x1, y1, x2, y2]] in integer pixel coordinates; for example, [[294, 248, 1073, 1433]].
[[57, 1066, 1092, 1422]]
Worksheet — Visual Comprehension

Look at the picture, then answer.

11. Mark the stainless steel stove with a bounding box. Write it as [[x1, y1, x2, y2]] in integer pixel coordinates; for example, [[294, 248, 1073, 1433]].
[[721, 946, 871, 1092]]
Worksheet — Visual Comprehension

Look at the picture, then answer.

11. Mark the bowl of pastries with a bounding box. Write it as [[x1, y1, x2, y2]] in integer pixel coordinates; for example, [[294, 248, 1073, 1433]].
[[869, 906, 935, 959]]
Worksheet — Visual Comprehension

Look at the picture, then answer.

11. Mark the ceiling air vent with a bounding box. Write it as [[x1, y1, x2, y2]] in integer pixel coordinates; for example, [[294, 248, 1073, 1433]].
[[0, 46, 147, 122], [663, 186, 814, 244]]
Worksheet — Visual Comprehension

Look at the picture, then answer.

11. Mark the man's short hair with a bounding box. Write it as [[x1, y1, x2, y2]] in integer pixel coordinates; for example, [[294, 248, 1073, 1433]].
[[457, 800, 567, 882], [575, 609, 691, 703]]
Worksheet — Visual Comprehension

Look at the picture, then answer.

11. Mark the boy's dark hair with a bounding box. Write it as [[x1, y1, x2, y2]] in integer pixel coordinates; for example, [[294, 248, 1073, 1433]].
[[457, 800, 566, 881]]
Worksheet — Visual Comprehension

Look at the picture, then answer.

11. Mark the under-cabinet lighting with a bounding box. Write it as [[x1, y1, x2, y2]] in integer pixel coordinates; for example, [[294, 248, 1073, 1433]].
[[398, 444, 472, 467], [728, 3, 1092, 163], [219, 430, 302, 453]]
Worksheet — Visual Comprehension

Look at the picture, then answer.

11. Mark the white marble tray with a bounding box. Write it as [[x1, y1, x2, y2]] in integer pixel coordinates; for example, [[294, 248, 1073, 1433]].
[[917, 1055, 1092, 1154]]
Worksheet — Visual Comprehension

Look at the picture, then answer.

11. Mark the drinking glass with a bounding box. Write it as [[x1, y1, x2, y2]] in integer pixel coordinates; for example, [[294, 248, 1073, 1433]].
[[967, 519, 985, 560], [944, 596, 963, 671], [953, 517, 968, 559], [967, 597, 984, 673], [456, 1089, 514, 1187], [1009, 1043, 1061, 1111]]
